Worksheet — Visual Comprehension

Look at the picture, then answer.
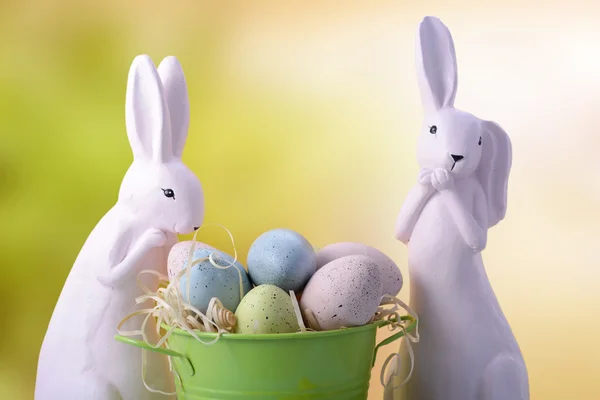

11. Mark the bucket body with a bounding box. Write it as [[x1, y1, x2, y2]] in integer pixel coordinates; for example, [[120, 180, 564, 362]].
[[168, 324, 378, 400], [116, 317, 415, 400]]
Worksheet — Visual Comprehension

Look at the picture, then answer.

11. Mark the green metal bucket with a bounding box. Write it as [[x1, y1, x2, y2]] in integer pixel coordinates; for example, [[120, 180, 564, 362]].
[[116, 316, 415, 400]]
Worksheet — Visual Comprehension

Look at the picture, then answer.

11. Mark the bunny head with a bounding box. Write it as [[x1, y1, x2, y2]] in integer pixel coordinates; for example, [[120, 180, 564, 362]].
[[414, 16, 512, 227], [118, 55, 204, 235]]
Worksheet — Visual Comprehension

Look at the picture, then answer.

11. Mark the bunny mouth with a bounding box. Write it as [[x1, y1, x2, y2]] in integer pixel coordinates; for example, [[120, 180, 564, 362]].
[[451, 161, 457, 171], [176, 225, 201, 235]]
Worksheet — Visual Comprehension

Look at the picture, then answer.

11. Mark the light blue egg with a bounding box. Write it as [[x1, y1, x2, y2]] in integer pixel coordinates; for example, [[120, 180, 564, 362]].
[[179, 248, 252, 313], [247, 228, 316, 291]]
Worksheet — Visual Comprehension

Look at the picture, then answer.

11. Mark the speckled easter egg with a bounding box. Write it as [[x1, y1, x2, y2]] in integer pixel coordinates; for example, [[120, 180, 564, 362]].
[[316, 242, 403, 296], [247, 229, 316, 292], [234, 284, 300, 334], [179, 248, 252, 313], [168, 241, 216, 281], [300, 255, 382, 331]]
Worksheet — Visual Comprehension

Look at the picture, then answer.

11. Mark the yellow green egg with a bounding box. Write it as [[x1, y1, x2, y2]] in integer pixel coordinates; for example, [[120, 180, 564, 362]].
[[234, 284, 300, 334]]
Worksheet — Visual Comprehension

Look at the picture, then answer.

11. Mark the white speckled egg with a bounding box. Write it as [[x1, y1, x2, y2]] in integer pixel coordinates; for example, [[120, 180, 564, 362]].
[[234, 284, 300, 334], [316, 242, 403, 296], [178, 248, 252, 313], [247, 229, 316, 292], [300, 255, 382, 331], [168, 240, 216, 281]]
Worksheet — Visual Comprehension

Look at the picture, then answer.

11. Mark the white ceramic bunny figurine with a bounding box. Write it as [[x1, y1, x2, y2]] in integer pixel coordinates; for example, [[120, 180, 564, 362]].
[[393, 16, 529, 400], [35, 55, 204, 400]]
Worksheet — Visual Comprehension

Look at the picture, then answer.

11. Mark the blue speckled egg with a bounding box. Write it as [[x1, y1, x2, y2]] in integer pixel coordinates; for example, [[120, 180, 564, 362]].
[[168, 240, 216, 281], [247, 228, 316, 292], [179, 248, 252, 313]]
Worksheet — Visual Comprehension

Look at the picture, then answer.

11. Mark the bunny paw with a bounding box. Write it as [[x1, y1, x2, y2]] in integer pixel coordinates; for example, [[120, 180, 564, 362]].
[[417, 168, 433, 186], [96, 274, 116, 288], [431, 168, 454, 191], [144, 228, 167, 248]]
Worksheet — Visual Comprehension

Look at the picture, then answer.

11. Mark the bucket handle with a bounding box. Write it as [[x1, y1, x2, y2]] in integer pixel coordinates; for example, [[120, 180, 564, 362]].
[[114, 335, 195, 376], [372, 315, 417, 367]]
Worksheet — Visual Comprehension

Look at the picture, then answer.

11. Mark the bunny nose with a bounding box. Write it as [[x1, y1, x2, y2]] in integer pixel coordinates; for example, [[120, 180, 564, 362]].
[[451, 154, 464, 162], [193, 226, 200, 231]]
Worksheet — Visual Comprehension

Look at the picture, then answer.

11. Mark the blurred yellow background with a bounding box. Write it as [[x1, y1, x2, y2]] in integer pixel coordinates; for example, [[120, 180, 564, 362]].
[[1, 0, 599, 399]]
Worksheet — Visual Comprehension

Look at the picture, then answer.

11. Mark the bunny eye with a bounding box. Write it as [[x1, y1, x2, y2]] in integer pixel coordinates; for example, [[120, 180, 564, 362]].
[[478, 137, 482, 146], [429, 125, 437, 134], [161, 188, 176, 200]]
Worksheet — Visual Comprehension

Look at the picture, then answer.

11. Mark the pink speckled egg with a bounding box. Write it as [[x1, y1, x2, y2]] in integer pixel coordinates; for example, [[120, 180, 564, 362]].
[[300, 255, 382, 331], [167, 240, 216, 281], [316, 242, 403, 296]]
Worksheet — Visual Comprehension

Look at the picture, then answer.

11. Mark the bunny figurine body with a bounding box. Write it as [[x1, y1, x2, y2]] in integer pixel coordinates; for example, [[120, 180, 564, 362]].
[[394, 17, 529, 400], [35, 55, 203, 400]]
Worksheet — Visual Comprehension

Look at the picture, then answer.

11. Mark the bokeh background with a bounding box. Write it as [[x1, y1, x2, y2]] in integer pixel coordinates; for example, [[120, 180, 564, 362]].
[[1, 0, 599, 399]]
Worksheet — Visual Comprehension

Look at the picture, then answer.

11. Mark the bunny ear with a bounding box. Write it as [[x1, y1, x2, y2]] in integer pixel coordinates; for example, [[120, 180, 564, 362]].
[[125, 54, 173, 163], [416, 16, 458, 113], [157, 56, 190, 159], [477, 121, 512, 228]]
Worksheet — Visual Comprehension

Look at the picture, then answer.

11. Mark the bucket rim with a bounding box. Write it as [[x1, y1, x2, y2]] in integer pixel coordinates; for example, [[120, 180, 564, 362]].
[[115, 316, 415, 372], [160, 319, 387, 341]]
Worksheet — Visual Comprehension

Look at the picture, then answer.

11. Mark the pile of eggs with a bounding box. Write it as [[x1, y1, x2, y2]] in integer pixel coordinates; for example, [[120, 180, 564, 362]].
[[167, 228, 403, 334]]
